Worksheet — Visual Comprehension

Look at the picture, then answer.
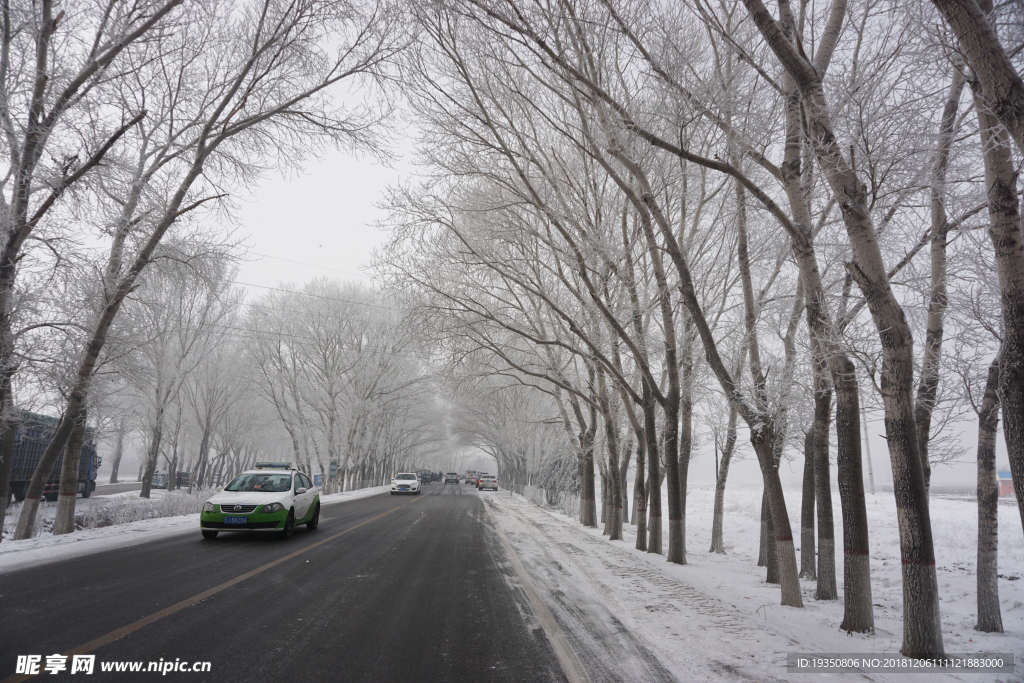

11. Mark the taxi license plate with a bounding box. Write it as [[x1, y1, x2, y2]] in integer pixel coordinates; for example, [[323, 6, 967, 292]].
[[224, 517, 248, 524]]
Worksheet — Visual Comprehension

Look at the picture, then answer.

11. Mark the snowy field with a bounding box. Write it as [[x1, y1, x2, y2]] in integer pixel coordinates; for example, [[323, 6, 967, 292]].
[[487, 485, 1024, 683], [0, 485, 388, 574]]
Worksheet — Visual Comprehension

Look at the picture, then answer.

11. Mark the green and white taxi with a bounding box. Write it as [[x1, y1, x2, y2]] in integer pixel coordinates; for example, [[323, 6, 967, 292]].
[[200, 462, 320, 540]]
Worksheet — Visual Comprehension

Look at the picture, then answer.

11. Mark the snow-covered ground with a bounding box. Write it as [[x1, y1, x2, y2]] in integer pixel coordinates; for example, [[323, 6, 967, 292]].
[[0, 485, 388, 575], [485, 485, 1024, 683], [1, 487, 212, 543]]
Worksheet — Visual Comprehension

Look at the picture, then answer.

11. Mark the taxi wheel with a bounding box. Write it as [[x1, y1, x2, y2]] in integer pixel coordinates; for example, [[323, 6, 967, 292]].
[[307, 503, 320, 530], [280, 510, 295, 539], [202, 530, 218, 540]]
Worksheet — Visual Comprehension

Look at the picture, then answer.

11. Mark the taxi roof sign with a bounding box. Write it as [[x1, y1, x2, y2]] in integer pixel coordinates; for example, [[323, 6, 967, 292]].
[[254, 461, 292, 469]]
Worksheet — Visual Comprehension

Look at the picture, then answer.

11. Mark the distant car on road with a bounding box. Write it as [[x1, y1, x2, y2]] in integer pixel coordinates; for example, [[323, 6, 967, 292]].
[[465, 470, 478, 485], [478, 475, 498, 491], [391, 473, 421, 495], [444, 472, 459, 484], [199, 462, 320, 540], [475, 473, 490, 489]]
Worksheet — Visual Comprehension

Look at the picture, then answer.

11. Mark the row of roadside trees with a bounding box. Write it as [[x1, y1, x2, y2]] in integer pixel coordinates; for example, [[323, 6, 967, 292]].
[[375, 0, 1024, 658]]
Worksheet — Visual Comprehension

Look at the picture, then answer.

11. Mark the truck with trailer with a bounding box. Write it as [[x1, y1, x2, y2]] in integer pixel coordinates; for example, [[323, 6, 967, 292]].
[[7, 411, 101, 503]]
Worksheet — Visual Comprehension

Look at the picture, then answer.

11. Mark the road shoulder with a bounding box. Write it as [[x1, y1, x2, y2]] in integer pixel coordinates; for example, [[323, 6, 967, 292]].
[[483, 492, 683, 683]]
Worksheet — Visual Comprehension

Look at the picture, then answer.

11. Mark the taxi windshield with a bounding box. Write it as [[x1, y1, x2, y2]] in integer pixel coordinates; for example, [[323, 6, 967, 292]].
[[225, 473, 292, 492]]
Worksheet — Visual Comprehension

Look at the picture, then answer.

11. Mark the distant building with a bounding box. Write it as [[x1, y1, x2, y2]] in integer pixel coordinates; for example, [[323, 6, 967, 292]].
[[998, 471, 1015, 498]]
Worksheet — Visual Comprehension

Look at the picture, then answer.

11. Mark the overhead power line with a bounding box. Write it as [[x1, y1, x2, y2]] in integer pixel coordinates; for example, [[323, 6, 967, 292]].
[[248, 251, 371, 279], [232, 280, 398, 312]]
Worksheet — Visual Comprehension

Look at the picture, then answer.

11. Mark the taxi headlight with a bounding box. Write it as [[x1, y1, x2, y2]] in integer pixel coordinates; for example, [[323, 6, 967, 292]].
[[203, 502, 216, 513], [262, 502, 285, 513]]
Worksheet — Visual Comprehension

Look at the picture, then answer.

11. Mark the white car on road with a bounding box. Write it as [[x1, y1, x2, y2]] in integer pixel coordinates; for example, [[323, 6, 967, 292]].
[[200, 462, 320, 539], [391, 473, 421, 495]]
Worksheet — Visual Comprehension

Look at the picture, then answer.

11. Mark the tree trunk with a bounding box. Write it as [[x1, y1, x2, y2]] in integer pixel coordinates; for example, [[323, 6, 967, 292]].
[[974, 93, 1024, 539], [618, 437, 631, 528], [0, 399, 18, 544], [834, 364, 874, 632], [596, 360, 624, 540], [800, 430, 816, 579], [600, 468, 609, 532], [166, 417, 180, 491], [168, 448, 178, 492], [140, 407, 165, 499], [710, 403, 738, 554], [53, 408, 88, 535], [763, 489, 779, 584], [753, 433, 803, 607], [634, 441, 647, 550], [675, 314, 694, 563], [915, 65, 966, 495], [109, 421, 125, 484], [813, 378, 838, 601], [663, 393, 683, 563], [215, 452, 227, 488], [758, 492, 768, 567], [579, 429, 597, 528], [609, 440, 623, 541], [931, 0, 1024, 156], [190, 425, 211, 493], [976, 354, 1003, 633], [644, 383, 662, 554]]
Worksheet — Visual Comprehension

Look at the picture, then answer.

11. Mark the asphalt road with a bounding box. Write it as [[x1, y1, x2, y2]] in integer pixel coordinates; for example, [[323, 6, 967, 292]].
[[93, 482, 143, 496], [0, 484, 567, 683]]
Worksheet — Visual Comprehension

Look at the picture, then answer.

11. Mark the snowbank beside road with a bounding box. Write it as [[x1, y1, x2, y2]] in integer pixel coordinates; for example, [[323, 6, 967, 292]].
[[0, 511, 202, 575], [319, 485, 388, 505], [1, 488, 211, 543], [486, 486, 1024, 683], [0, 485, 388, 574]]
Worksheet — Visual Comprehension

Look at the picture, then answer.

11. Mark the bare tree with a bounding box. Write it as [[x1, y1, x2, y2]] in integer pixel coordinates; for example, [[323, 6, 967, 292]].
[[14, 0, 401, 539]]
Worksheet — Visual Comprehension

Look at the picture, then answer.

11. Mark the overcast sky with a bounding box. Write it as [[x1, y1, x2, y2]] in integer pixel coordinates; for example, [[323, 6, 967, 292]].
[[232, 146, 408, 293]]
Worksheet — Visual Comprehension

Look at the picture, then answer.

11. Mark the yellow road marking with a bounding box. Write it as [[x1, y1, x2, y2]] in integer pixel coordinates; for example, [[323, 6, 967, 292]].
[[2, 503, 410, 683]]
